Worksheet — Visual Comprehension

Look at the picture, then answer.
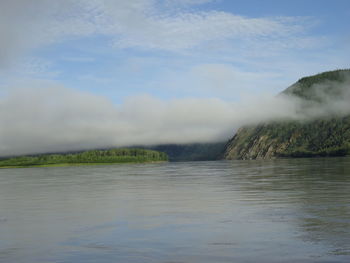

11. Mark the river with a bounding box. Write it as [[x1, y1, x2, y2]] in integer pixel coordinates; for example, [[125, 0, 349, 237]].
[[1, 158, 350, 262]]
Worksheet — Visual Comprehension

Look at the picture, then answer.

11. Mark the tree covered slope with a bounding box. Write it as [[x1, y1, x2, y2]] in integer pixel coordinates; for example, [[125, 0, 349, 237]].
[[224, 69, 350, 160], [147, 142, 226, 161]]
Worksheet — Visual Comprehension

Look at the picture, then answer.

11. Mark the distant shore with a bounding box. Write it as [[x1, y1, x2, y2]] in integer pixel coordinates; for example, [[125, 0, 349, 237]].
[[0, 160, 168, 169], [0, 148, 168, 169]]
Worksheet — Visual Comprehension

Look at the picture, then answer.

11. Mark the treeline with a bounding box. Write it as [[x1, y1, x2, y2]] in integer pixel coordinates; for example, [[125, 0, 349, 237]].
[[0, 148, 168, 168], [278, 146, 349, 158], [265, 116, 350, 158], [145, 142, 226, 161]]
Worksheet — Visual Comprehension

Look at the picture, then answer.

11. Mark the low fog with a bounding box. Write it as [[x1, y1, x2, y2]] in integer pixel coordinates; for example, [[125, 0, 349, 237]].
[[293, 77, 350, 118], [0, 77, 349, 157]]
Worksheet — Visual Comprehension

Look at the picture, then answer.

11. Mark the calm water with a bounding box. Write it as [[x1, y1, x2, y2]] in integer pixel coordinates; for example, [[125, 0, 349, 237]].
[[1, 158, 350, 263]]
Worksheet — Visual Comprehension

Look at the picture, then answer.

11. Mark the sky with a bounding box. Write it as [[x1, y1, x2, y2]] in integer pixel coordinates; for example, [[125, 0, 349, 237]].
[[0, 0, 349, 156]]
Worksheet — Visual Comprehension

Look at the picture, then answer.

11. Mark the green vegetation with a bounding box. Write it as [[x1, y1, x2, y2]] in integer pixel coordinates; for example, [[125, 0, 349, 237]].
[[283, 69, 350, 102], [147, 142, 226, 161], [224, 69, 350, 160], [0, 148, 168, 168]]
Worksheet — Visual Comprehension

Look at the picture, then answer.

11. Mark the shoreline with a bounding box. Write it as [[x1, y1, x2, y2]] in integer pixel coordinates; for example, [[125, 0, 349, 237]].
[[0, 161, 168, 169]]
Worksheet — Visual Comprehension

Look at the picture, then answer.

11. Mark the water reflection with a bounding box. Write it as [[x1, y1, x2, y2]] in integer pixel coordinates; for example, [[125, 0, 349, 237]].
[[227, 157, 350, 256], [0, 159, 350, 262]]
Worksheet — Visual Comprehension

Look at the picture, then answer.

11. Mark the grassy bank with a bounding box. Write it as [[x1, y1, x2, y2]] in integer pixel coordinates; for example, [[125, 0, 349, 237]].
[[0, 148, 168, 168]]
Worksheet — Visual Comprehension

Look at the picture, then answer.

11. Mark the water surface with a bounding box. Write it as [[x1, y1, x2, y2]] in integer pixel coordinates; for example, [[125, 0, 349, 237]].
[[1, 158, 350, 262]]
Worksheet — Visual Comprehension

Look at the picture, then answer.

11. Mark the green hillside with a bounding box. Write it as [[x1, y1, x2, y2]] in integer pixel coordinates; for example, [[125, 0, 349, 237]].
[[224, 69, 350, 160], [147, 142, 226, 161], [0, 148, 168, 168], [283, 69, 349, 101]]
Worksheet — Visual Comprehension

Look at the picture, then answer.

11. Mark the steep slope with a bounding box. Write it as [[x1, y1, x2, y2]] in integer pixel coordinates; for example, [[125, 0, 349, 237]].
[[146, 142, 226, 161], [224, 69, 350, 160]]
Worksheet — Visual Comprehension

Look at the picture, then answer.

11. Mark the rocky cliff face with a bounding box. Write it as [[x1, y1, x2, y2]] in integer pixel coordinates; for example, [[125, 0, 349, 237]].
[[224, 125, 289, 160], [224, 70, 350, 160]]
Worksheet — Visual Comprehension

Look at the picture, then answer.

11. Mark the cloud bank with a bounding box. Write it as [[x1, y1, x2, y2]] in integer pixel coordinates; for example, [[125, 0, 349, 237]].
[[0, 82, 308, 156], [0, 84, 286, 156], [0, 0, 318, 67], [1, 76, 349, 157]]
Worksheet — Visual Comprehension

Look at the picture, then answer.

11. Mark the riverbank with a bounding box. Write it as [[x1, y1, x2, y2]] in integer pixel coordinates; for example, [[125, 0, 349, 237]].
[[0, 148, 168, 169], [0, 160, 168, 169]]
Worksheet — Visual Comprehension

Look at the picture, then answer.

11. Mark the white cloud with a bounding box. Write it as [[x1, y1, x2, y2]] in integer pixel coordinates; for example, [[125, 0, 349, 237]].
[[2, 76, 349, 157], [0, 81, 303, 156], [0, 0, 320, 65], [151, 63, 286, 97], [60, 57, 95, 62], [0, 0, 332, 95], [164, 0, 216, 6], [189, 63, 282, 92], [109, 10, 313, 51]]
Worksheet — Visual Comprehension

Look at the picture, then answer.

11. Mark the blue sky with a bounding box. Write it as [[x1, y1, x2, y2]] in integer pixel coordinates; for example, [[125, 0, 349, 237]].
[[0, 0, 349, 155], [2, 0, 349, 101]]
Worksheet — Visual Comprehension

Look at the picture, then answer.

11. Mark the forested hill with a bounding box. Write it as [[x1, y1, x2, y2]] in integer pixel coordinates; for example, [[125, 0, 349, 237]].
[[0, 148, 168, 168], [224, 69, 350, 160], [146, 142, 226, 161]]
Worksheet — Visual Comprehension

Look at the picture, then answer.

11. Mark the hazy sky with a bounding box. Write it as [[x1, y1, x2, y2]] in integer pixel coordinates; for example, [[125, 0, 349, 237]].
[[0, 0, 349, 155]]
